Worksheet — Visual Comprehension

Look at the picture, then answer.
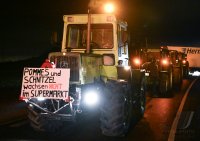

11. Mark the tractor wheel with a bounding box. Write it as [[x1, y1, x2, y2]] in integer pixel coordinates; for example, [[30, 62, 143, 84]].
[[173, 67, 182, 87], [27, 106, 64, 134], [183, 67, 189, 78], [100, 80, 133, 137], [159, 72, 172, 97]]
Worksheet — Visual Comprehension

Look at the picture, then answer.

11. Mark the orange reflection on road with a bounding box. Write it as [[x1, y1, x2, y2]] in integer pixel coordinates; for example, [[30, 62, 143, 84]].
[[144, 97, 175, 140]]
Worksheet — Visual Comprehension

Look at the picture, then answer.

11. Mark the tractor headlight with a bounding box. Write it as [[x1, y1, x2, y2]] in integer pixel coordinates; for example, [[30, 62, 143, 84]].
[[83, 91, 99, 106]]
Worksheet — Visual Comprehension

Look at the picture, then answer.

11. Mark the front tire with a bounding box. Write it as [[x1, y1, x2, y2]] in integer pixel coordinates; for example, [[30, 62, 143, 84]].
[[100, 80, 133, 137]]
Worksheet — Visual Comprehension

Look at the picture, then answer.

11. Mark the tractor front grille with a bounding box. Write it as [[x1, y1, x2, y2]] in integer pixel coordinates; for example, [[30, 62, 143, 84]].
[[50, 54, 80, 82]]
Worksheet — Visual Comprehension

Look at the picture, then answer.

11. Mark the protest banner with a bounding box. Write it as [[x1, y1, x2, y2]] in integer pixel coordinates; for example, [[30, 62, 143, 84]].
[[20, 68, 70, 99]]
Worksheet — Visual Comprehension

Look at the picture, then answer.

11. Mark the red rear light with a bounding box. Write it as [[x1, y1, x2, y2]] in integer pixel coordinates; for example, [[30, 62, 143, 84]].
[[133, 58, 141, 66], [161, 59, 169, 65]]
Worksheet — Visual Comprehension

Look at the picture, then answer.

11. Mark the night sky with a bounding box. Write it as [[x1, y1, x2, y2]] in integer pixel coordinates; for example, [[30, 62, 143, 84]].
[[1, 0, 200, 61]]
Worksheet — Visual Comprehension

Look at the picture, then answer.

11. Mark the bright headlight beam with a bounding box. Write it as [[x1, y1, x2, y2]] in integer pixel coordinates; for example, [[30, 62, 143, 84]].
[[191, 71, 200, 76], [84, 91, 99, 106]]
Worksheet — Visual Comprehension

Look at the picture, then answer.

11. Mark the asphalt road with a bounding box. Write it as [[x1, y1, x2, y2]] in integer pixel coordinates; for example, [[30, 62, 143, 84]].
[[0, 77, 198, 141], [174, 78, 200, 141]]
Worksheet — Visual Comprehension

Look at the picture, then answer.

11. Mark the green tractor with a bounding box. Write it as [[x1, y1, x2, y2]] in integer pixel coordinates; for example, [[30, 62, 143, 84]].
[[20, 13, 146, 137]]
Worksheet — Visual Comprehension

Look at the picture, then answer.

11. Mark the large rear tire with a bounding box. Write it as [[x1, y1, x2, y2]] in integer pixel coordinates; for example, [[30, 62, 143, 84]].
[[159, 71, 172, 97], [100, 80, 133, 137], [173, 67, 182, 87]]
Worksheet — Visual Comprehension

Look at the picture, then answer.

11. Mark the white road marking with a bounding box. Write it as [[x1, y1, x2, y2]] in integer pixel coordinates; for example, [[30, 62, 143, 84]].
[[168, 78, 198, 141]]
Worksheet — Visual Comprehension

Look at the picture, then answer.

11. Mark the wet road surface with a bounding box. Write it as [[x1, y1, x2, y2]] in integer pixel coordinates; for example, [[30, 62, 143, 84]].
[[174, 78, 200, 141], [0, 78, 197, 141]]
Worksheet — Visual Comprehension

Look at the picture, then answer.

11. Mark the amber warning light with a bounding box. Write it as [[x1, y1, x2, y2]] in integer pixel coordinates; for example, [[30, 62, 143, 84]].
[[104, 3, 115, 13], [182, 60, 186, 64], [133, 58, 141, 65], [161, 59, 169, 65]]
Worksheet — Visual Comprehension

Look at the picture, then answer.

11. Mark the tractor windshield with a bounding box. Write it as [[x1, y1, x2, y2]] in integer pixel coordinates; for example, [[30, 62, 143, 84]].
[[66, 24, 113, 49]]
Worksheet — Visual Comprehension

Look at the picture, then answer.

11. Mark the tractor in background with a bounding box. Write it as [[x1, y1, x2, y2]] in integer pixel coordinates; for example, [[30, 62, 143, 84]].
[[132, 47, 174, 97]]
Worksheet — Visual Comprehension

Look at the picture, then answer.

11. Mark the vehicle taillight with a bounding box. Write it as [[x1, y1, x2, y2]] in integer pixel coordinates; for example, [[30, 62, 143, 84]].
[[133, 58, 141, 66], [161, 59, 169, 65]]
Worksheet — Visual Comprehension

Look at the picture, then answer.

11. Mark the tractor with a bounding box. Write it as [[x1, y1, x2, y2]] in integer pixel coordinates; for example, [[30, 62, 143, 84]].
[[20, 13, 146, 137], [136, 47, 173, 97]]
